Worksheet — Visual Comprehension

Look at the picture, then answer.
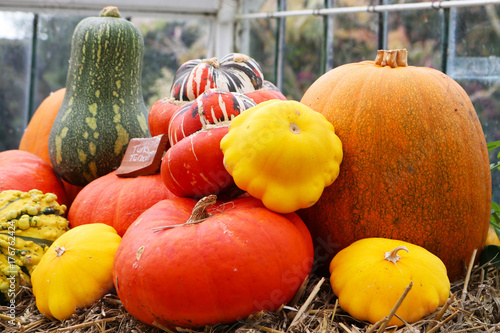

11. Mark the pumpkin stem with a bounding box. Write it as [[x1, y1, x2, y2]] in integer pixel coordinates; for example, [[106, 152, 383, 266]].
[[232, 53, 251, 63], [100, 6, 121, 18], [152, 195, 217, 231], [55, 245, 66, 257], [187, 195, 216, 223], [384, 245, 409, 264], [202, 57, 220, 68], [374, 49, 408, 68]]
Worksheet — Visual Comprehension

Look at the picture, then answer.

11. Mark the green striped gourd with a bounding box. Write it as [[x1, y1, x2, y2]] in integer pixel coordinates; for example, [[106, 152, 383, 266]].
[[48, 6, 150, 186]]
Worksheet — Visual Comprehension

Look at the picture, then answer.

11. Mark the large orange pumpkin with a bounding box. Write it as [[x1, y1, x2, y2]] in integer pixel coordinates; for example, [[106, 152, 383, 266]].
[[299, 49, 491, 281], [113, 195, 314, 329]]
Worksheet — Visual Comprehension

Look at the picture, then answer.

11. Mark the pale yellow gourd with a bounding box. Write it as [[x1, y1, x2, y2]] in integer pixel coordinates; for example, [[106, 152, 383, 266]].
[[220, 99, 343, 214], [329, 237, 450, 327], [31, 223, 121, 320]]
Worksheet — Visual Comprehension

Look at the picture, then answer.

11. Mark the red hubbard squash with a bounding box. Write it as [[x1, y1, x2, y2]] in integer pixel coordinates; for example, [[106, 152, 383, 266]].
[[161, 126, 233, 198], [168, 88, 256, 146], [299, 49, 491, 281], [68, 171, 176, 236], [0, 150, 68, 207], [113, 195, 314, 329], [18, 88, 83, 205]]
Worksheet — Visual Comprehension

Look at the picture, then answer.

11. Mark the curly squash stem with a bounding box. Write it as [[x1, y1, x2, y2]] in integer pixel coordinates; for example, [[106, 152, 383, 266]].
[[186, 194, 216, 224], [384, 245, 409, 264], [152, 195, 217, 231]]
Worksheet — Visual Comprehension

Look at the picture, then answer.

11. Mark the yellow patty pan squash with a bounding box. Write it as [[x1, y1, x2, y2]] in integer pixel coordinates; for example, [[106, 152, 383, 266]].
[[329, 237, 450, 327], [31, 223, 121, 320], [220, 100, 343, 214]]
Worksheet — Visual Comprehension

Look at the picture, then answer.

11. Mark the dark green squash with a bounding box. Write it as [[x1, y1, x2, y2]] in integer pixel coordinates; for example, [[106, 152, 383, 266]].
[[48, 6, 150, 186]]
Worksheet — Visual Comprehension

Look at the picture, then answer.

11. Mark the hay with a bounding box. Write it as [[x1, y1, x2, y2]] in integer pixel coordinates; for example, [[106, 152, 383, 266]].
[[1, 263, 498, 333]]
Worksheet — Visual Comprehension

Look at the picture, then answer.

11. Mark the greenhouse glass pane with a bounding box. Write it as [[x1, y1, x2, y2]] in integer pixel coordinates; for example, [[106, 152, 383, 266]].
[[247, 17, 278, 86], [0, 11, 33, 151], [34, 14, 85, 112], [131, 17, 211, 108], [242, 0, 278, 93], [386, 8, 443, 69], [283, 14, 324, 100], [331, 11, 377, 67], [449, 6, 500, 203], [33, 15, 211, 115]]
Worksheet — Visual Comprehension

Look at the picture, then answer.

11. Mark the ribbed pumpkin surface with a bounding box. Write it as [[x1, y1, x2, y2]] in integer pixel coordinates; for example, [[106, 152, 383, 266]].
[[299, 50, 491, 281]]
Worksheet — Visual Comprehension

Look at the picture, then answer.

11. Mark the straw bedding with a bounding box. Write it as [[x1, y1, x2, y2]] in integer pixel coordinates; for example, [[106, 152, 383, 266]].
[[1, 262, 498, 333]]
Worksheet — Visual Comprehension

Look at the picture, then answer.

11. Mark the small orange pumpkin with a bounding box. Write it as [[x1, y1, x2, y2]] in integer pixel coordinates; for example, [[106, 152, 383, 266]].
[[19, 88, 66, 164], [0, 150, 68, 207], [18, 88, 83, 206]]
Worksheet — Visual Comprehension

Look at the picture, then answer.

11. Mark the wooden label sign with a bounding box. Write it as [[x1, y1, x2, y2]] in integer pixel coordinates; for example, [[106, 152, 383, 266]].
[[115, 134, 168, 177]]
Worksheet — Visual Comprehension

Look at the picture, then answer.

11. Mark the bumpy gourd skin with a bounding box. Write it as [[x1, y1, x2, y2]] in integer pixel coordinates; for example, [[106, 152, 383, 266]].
[[220, 99, 343, 214], [0, 190, 69, 302]]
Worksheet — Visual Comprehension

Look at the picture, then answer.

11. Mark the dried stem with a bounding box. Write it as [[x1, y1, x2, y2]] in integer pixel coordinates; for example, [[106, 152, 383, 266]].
[[152, 195, 216, 231], [289, 277, 325, 327], [367, 281, 413, 333], [426, 292, 456, 332], [152, 320, 177, 333], [55, 317, 121, 332], [289, 275, 310, 307], [457, 249, 478, 324], [384, 245, 409, 264], [201, 57, 220, 67], [426, 310, 460, 333], [374, 49, 408, 67]]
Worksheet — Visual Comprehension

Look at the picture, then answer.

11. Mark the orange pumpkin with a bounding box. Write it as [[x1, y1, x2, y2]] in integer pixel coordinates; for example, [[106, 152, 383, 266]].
[[113, 195, 313, 329], [299, 49, 491, 281], [69, 171, 177, 236], [19, 88, 66, 164], [18, 88, 83, 205], [0, 150, 68, 207], [148, 97, 186, 140]]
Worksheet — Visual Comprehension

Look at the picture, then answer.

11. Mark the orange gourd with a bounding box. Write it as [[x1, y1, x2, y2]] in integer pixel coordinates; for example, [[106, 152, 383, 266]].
[[69, 171, 177, 236], [299, 49, 491, 281], [113, 195, 313, 329], [18, 88, 83, 206], [19, 88, 66, 164], [0, 150, 68, 207]]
